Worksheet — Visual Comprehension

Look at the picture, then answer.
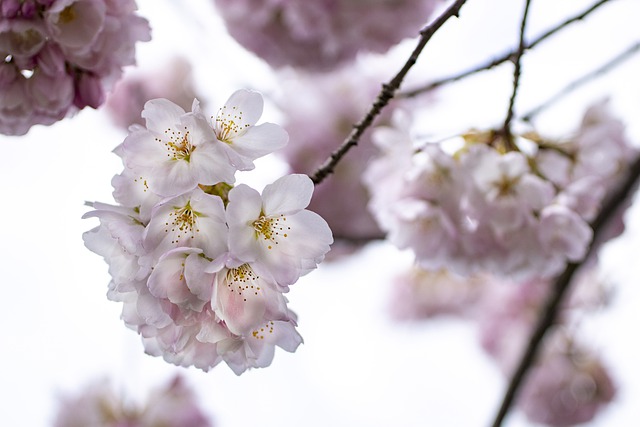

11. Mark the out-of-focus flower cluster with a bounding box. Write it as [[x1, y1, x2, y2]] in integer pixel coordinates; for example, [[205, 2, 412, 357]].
[[390, 264, 617, 426], [365, 101, 636, 281], [0, 0, 150, 135], [53, 375, 213, 427], [213, 0, 441, 71], [381, 101, 634, 425], [83, 89, 333, 374], [275, 65, 401, 245], [105, 56, 201, 130]]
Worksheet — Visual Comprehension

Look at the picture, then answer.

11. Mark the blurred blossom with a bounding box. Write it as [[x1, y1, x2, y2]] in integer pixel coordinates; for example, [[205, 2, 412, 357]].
[[477, 266, 609, 375], [0, 0, 150, 135], [389, 266, 489, 320], [276, 66, 412, 245], [106, 56, 201, 129], [53, 375, 213, 427], [478, 277, 553, 375], [518, 336, 616, 427], [364, 102, 637, 280], [83, 90, 332, 374], [213, 0, 442, 71]]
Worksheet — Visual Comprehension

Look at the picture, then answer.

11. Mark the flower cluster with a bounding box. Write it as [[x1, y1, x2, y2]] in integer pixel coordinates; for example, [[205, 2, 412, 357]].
[[365, 101, 636, 280], [53, 375, 213, 427], [83, 89, 333, 374], [0, 0, 150, 135], [213, 0, 441, 71]]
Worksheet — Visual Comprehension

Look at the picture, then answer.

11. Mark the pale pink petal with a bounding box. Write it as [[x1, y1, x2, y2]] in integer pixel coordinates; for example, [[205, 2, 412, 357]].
[[262, 174, 313, 214]]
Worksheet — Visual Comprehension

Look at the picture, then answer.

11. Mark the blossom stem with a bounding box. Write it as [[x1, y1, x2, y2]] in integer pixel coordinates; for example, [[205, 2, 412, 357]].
[[398, 0, 613, 98], [521, 40, 640, 122], [489, 154, 640, 427], [500, 0, 533, 150], [309, 0, 469, 185]]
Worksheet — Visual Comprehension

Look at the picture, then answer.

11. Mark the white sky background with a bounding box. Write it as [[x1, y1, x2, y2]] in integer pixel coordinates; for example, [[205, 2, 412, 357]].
[[1, 0, 640, 426]]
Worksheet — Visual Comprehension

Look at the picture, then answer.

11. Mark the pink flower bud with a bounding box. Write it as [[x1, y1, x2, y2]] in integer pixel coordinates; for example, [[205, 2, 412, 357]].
[[0, 0, 21, 18], [73, 72, 104, 109], [20, 0, 37, 18]]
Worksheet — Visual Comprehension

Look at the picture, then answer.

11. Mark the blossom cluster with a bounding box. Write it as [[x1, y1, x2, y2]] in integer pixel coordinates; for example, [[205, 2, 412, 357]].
[[83, 89, 333, 374], [0, 0, 150, 135], [53, 375, 213, 427], [479, 274, 616, 426], [213, 0, 441, 71], [365, 102, 636, 280], [389, 264, 617, 426]]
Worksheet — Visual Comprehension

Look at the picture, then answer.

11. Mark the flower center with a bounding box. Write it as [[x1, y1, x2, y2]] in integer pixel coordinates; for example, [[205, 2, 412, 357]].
[[252, 321, 274, 340], [166, 201, 200, 244], [158, 126, 194, 161], [226, 264, 261, 302], [59, 6, 76, 24], [214, 106, 250, 142], [252, 214, 290, 250]]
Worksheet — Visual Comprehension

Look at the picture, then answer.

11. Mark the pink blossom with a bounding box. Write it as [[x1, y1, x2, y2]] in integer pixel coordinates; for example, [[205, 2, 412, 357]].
[[53, 375, 213, 427], [122, 99, 236, 197], [209, 89, 288, 170], [0, 0, 149, 135], [518, 338, 616, 427], [226, 174, 333, 288], [213, 0, 442, 70], [105, 56, 201, 129], [389, 267, 489, 320], [277, 67, 407, 243], [364, 102, 636, 280]]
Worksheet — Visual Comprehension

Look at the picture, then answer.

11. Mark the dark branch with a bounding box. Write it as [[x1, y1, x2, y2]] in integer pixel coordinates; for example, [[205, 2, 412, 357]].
[[501, 0, 532, 149], [522, 41, 640, 122], [309, 0, 469, 185], [489, 154, 640, 427], [399, 0, 613, 98]]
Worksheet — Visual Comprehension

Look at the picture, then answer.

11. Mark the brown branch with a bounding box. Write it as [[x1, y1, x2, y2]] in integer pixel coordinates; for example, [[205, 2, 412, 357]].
[[501, 0, 533, 150], [399, 0, 613, 98], [489, 154, 640, 427], [522, 41, 640, 122], [309, 0, 469, 185]]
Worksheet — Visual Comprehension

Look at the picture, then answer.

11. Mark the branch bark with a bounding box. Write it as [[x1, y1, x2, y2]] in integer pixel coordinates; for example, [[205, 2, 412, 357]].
[[399, 0, 613, 98]]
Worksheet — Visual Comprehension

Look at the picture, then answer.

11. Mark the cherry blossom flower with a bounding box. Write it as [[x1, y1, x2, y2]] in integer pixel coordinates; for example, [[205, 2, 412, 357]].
[[141, 188, 228, 264], [226, 174, 333, 288], [208, 88, 288, 170], [207, 253, 290, 336], [213, 0, 442, 70], [0, 0, 150, 135], [122, 99, 236, 197], [53, 375, 213, 427]]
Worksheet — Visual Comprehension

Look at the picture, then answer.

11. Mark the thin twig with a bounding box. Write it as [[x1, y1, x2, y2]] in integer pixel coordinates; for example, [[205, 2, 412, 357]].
[[501, 0, 533, 149], [522, 41, 640, 122], [399, 0, 613, 98], [489, 154, 640, 427], [309, 0, 469, 185]]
